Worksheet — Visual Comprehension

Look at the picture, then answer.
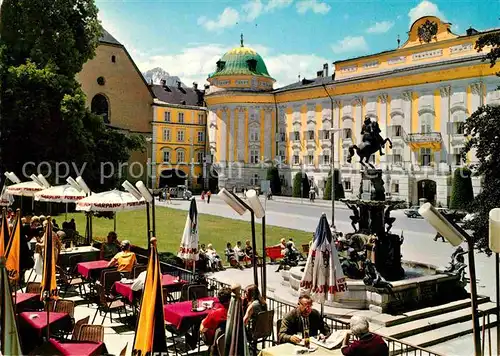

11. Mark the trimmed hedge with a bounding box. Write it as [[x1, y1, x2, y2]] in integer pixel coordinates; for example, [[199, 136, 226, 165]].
[[449, 167, 474, 210]]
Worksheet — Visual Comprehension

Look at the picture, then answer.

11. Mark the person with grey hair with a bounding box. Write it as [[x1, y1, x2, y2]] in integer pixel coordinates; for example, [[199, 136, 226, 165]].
[[341, 315, 388, 356], [107, 239, 137, 278]]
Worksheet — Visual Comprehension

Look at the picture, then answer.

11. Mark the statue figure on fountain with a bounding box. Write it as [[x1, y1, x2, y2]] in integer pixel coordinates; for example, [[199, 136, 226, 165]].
[[384, 206, 396, 233], [347, 116, 393, 168], [345, 202, 360, 232]]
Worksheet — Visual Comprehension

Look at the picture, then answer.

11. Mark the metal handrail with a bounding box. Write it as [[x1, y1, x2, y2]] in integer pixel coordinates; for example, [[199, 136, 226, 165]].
[[131, 251, 444, 356]]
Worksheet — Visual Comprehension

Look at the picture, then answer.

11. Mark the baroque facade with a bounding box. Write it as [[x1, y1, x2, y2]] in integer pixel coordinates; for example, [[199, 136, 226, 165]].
[[206, 16, 500, 206]]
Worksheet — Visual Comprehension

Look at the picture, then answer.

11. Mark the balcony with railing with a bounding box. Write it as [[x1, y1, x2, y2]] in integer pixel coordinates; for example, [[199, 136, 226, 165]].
[[406, 131, 442, 150]]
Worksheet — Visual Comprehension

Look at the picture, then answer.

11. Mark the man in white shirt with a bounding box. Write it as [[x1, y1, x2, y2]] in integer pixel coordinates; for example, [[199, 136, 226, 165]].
[[131, 270, 147, 291]]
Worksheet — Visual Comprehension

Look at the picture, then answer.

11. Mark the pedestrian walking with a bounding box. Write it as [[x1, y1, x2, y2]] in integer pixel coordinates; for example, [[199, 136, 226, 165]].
[[166, 189, 172, 204], [207, 190, 212, 204], [201, 190, 206, 203]]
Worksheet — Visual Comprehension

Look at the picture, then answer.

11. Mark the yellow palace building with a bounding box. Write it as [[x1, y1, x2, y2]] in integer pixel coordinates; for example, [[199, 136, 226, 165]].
[[205, 16, 500, 206]]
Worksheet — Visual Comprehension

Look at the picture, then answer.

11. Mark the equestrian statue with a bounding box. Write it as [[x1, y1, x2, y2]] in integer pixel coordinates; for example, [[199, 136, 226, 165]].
[[346, 116, 393, 168]]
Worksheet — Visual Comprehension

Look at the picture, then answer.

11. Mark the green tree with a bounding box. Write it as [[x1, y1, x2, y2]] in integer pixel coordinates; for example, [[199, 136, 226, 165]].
[[292, 172, 310, 198], [0, 0, 143, 190], [460, 34, 500, 249], [323, 169, 345, 200], [266, 166, 281, 195], [449, 168, 474, 210]]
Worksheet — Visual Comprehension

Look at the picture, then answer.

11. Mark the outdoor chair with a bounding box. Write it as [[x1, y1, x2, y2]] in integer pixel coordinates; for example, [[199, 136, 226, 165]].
[[276, 319, 282, 345], [71, 316, 90, 340], [249, 310, 275, 354], [78, 324, 105, 343], [302, 244, 310, 255], [133, 265, 147, 279], [92, 283, 127, 325], [53, 299, 75, 318], [217, 333, 225, 356], [26, 281, 42, 294], [187, 284, 208, 301], [103, 270, 122, 294], [56, 265, 85, 298]]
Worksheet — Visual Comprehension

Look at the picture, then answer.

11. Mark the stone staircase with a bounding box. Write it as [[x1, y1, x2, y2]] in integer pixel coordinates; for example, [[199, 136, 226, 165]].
[[269, 283, 497, 350]]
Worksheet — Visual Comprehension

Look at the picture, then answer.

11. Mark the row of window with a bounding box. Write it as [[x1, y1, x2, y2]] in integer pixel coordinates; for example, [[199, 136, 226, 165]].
[[164, 111, 205, 125], [162, 129, 205, 143], [161, 149, 204, 164]]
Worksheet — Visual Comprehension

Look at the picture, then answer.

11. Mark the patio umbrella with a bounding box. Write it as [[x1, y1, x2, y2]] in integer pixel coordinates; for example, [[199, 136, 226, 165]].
[[178, 198, 199, 273], [40, 217, 58, 339], [5, 181, 43, 197], [133, 238, 167, 354], [0, 256, 22, 355], [0, 186, 13, 207], [5, 210, 22, 283], [224, 285, 250, 356], [300, 213, 347, 312], [34, 184, 86, 203], [75, 189, 146, 212]]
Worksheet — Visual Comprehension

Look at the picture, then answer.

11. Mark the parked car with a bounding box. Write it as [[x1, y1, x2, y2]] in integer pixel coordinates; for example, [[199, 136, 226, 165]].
[[167, 185, 192, 200], [404, 206, 423, 219]]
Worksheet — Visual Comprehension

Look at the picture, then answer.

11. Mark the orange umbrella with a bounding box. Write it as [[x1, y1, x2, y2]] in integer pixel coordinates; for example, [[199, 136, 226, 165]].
[[133, 238, 167, 355], [5, 210, 21, 282], [0, 208, 10, 257]]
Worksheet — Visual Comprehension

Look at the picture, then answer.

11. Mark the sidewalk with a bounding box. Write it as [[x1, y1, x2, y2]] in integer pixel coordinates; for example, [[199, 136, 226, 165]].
[[270, 195, 349, 209]]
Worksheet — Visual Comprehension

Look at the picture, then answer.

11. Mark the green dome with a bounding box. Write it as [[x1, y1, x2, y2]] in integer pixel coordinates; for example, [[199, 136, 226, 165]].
[[209, 46, 273, 79]]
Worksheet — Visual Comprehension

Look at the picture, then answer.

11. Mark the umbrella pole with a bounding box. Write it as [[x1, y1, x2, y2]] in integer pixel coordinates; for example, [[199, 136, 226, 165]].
[[45, 294, 50, 341], [250, 212, 258, 287], [146, 203, 151, 254], [65, 203, 67, 221], [113, 213, 116, 232], [261, 215, 267, 298], [151, 194, 156, 237]]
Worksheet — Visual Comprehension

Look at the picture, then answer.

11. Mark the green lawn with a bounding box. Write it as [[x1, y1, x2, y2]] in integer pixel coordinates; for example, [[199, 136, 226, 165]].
[[64, 206, 311, 254]]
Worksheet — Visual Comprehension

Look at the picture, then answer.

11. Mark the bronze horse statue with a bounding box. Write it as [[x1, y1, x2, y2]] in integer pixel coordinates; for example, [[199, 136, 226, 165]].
[[346, 117, 392, 168]]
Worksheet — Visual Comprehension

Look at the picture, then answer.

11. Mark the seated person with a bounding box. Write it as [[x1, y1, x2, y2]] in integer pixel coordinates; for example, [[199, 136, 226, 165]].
[[233, 241, 246, 261], [243, 284, 268, 340], [278, 294, 330, 345], [277, 238, 286, 252], [225, 243, 244, 270], [131, 270, 147, 291], [245, 240, 256, 259], [107, 240, 137, 278], [200, 287, 232, 346], [206, 244, 224, 271], [100, 231, 121, 260], [341, 315, 388, 356], [276, 242, 300, 272]]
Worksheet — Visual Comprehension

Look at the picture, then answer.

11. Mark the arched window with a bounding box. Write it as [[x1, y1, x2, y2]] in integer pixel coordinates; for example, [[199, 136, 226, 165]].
[[91, 94, 109, 123], [161, 148, 171, 163], [420, 113, 433, 133], [176, 149, 186, 163]]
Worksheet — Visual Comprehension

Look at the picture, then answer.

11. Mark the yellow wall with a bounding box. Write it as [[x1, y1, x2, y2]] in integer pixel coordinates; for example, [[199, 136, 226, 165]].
[[153, 105, 206, 184], [434, 89, 441, 131]]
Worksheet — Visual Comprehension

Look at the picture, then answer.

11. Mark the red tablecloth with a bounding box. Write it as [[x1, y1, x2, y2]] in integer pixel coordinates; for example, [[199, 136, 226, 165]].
[[77, 260, 109, 279], [19, 312, 72, 335], [164, 296, 219, 331], [114, 274, 187, 303], [15, 292, 39, 305], [49, 338, 106, 356]]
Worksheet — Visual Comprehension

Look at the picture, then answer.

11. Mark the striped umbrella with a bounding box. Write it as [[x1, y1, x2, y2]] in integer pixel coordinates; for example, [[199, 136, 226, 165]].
[[224, 286, 250, 356], [0, 257, 22, 355], [133, 238, 167, 355]]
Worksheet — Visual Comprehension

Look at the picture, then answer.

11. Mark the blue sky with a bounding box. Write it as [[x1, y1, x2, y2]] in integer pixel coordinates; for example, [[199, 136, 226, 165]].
[[96, 0, 499, 87]]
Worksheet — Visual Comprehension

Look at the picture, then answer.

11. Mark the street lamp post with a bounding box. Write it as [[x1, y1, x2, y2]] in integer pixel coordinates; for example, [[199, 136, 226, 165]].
[[489, 208, 500, 354], [419, 203, 481, 356], [329, 128, 342, 228]]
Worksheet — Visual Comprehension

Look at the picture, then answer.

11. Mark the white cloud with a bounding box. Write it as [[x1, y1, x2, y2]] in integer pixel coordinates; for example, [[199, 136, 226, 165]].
[[408, 1, 446, 25], [366, 21, 394, 34], [266, 0, 293, 11], [197, 7, 239, 32], [296, 0, 331, 15], [331, 36, 368, 54], [243, 0, 264, 21], [136, 43, 329, 89]]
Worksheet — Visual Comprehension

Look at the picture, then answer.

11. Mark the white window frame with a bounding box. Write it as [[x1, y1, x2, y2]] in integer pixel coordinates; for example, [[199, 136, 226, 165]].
[[176, 149, 186, 163], [177, 130, 185, 142], [420, 113, 433, 133], [420, 147, 432, 166], [197, 131, 205, 142], [343, 178, 352, 191], [178, 112, 185, 123], [198, 113, 205, 125], [164, 111, 171, 122], [196, 151, 204, 163], [162, 149, 171, 163], [162, 129, 171, 142], [250, 149, 259, 164], [250, 127, 260, 142]]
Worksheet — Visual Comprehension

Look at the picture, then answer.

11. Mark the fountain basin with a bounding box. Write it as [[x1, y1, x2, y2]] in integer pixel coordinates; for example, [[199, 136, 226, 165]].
[[282, 261, 466, 314]]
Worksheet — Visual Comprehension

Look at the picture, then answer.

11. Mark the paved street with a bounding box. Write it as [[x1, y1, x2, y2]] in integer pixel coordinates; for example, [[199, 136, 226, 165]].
[[159, 195, 498, 355]]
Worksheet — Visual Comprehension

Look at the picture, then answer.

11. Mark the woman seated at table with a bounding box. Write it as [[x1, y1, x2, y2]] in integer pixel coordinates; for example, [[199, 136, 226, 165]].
[[341, 315, 388, 356], [200, 286, 232, 351], [225, 243, 244, 270], [100, 231, 121, 260], [107, 240, 137, 278], [206, 244, 225, 271], [243, 284, 267, 340]]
